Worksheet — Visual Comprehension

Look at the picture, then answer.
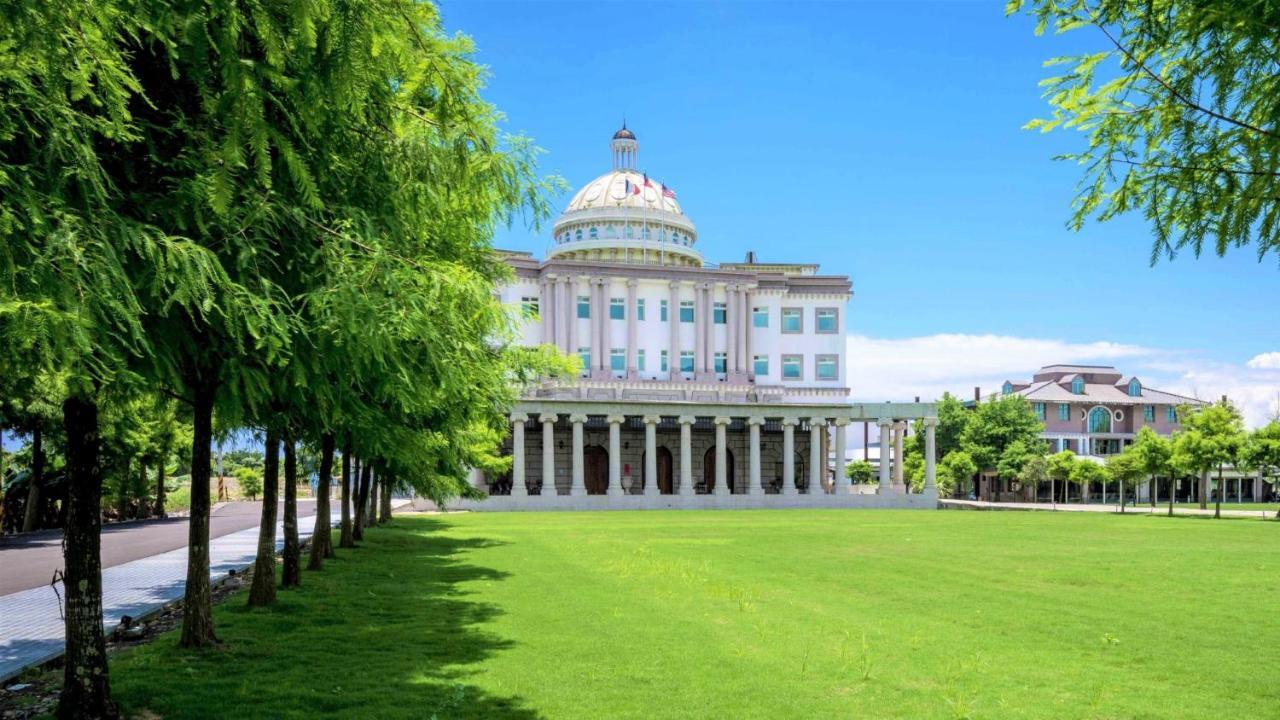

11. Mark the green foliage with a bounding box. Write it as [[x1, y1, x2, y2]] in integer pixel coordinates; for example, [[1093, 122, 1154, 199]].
[[1106, 446, 1146, 496], [1069, 457, 1107, 488], [938, 451, 978, 496], [996, 438, 1047, 480], [1047, 449, 1077, 483], [1012, 0, 1280, 264], [845, 459, 876, 485], [960, 395, 1046, 471], [1171, 400, 1245, 477], [1240, 421, 1280, 479], [234, 467, 263, 501], [1131, 426, 1174, 477], [906, 392, 969, 460]]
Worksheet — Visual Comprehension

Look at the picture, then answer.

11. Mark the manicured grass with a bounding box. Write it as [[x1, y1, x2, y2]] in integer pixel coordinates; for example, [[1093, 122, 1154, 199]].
[[110, 511, 1280, 719], [1169, 502, 1278, 512]]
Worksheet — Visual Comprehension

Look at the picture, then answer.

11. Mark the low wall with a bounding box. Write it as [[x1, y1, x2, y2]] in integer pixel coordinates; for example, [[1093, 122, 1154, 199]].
[[416, 490, 939, 512]]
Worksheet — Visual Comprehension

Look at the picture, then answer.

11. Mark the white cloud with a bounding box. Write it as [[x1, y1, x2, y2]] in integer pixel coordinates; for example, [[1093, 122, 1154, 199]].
[[846, 333, 1280, 428], [1246, 352, 1280, 370]]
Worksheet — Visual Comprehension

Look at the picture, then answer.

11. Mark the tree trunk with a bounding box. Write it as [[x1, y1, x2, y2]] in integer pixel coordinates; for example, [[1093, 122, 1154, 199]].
[[281, 431, 301, 588], [22, 422, 44, 533], [58, 396, 118, 720], [308, 433, 335, 570], [248, 428, 280, 607], [1198, 471, 1208, 510], [179, 380, 218, 648], [339, 434, 354, 549], [379, 471, 392, 523], [154, 461, 167, 518], [136, 460, 148, 519], [353, 457, 367, 541], [1214, 465, 1223, 519], [368, 466, 378, 525]]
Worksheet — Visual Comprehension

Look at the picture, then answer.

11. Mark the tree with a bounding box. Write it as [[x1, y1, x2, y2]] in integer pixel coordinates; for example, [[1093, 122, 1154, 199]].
[[1047, 450, 1077, 505], [235, 467, 262, 502], [938, 451, 978, 498], [1106, 447, 1145, 512], [846, 460, 876, 485], [1131, 426, 1175, 515], [1239, 421, 1280, 519], [1018, 453, 1051, 503], [997, 438, 1047, 500], [1069, 459, 1107, 505], [1012, 0, 1280, 264], [961, 395, 1045, 500], [247, 428, 279, 607], [1172, 401, 1245, 518], [906, 392, 971, 461]]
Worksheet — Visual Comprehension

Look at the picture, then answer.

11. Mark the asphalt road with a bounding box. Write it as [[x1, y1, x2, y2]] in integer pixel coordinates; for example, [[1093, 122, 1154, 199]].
[[0, 500, 317, 596]]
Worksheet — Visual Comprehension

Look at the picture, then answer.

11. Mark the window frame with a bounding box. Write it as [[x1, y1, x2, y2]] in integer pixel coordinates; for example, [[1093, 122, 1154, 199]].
[[714, 352, 727, 374], [815, 354, 838, 381], [753, 354, 769, 377], [781, 354, 803, 380], [609, 297, 625, 321], [577, 347, 591, 374], [781, 307, 803, 334], [636, 298, 645, 321], [815, 307, 839, 334], [520, 296, 540, 319], [679, 350, 695, 373], [577, 295, 590, 319], [660, 349, 668, 373], [713, 302, 727, 325], [660, 299, 668, 322], [752, 306, 768, 328], [679, 300, 695, 323], [637, 348, 646, 372], [609, 348, 625, 372], [1058, 403, 1070, 421]]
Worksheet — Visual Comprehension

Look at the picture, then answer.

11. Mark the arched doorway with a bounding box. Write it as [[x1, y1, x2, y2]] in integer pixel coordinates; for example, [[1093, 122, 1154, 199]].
[[642, 447, 675, 494], [703, 446, 736, 493], [794, 452, 806, 493], [1088, 406, 1112, 433], [584, 445, 608, 495]]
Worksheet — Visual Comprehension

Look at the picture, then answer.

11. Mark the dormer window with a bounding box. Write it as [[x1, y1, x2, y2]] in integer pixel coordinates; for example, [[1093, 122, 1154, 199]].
[[1002, 382, 1013, 395], [1071, 377, 1085, 394], [1128, 378, 1141, 397]]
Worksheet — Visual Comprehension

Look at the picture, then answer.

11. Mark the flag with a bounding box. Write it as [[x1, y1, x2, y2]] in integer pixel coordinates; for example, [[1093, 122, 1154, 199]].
[[662, 183, 677, 199], [624, 178, 641, 196], [643, 174, 654, 188]]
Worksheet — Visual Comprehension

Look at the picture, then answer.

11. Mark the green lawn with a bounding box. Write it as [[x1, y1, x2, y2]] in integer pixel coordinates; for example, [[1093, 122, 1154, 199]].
[[110, 511, 1280, 719]]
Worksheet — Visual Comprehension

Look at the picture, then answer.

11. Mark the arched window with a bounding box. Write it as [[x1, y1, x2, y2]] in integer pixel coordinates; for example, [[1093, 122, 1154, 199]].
[[1071, 377, 1085, 394], [575, 229, 583, 242], [1128, 378, 1141, 397], [1002, 381, 1013, 395], [642, 226, 650, 240], [589, 226, 598, 239], [1088, 407, 1111, 433]]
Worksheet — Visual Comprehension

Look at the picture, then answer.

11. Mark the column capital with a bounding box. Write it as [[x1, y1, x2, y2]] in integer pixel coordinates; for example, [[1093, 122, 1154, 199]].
[[781, 417, 800, 427], [606, 414, 626, 425], [713, 416, 732, 426], [923, 417, 938, 427], [695, 281, 713, 290], [747, 416, 766, 426], [569, 413, 588, 424], [626, 277, 639, 287], [669, 279, 685, 289], [538, 413, 558, 424], [510, 413, 528, 424], [592, 276, 608, 286], [642, 414, 661, 425], [677, 415, 697, 425], [877, 418, 894, 429], [808, 416, 827, 426], [541, 273, 558, 283], [833, 417, 851, 427]]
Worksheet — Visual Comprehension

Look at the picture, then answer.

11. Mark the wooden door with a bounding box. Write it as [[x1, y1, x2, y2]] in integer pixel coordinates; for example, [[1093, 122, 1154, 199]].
[[584, 445, 608, 495]]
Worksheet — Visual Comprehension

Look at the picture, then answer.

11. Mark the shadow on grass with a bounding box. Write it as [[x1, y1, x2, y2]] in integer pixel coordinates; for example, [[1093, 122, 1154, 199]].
[[109, 517, 542, 720]]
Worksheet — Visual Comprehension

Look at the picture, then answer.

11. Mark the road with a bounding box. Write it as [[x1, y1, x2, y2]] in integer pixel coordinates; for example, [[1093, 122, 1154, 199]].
[[0, 500, 316, 596]]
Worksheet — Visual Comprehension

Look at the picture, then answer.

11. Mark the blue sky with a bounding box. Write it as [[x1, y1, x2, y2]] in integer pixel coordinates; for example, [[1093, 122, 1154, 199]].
[[440, 1, 1279, 423]]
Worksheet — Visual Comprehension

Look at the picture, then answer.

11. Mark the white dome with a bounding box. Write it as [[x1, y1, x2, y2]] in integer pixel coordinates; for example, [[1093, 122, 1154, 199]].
[[563, 169, 683, 216]]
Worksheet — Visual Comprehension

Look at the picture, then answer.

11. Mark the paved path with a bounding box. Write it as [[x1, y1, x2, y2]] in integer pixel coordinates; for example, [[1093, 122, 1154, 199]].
[[0, 500, 317, 596], [0, 506, 339, 682], [941, 499, 1277, 519]]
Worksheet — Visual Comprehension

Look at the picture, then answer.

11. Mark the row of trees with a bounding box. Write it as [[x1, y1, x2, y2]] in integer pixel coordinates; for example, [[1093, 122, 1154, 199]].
[[1, 2, 570, 718]]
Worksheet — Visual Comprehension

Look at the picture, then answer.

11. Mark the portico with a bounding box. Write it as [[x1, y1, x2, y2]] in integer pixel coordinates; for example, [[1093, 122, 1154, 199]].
[[460, 400, 938, 510]]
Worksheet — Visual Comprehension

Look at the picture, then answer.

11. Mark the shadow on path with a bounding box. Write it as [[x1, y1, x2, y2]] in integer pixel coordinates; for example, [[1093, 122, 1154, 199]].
[[109, 517, 543, 720]]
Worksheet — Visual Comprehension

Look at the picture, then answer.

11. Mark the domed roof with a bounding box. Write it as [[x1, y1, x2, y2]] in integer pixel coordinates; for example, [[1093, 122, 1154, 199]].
[[563, 169, 682, 215], [612, 125, 636, 140]]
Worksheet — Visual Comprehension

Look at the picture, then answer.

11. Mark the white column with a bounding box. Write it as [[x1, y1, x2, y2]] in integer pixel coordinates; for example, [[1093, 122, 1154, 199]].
[[924, 417, 938, 493], [570, 413, 586, 495], [748, 417, 763, 495], [809, 418, 823, 494], [714, 416, 730, 496], [893, 421, 905, 487], [592, 278, 605, 376], [564, 276, 577, 360], [540, 278, 554, 347], [668, 281, 681, 380], [782, 418, 798, 496], [644, 415, 660, 496], [511, 414, 527, 497], [693, 283, 706, 377], [678, 415, 695, 495], [725, 284, 737, 378], [834, 418, 848, 494], [737, 287, 749, 376], [607, 414, 624, 497], [878, 419, 892, 492], [743, 286, 754, 380], [540, 413, 557, 496], [626, 278, 639, 379]]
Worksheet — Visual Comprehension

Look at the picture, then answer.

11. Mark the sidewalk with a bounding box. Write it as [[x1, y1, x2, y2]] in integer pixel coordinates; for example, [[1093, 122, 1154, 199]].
[[0, 511, 343, 682], [941, 499, 1276, 519]]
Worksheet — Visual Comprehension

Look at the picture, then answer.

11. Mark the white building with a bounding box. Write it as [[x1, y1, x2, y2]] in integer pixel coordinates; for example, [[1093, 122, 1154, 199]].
[[457, 125, 937, 510]]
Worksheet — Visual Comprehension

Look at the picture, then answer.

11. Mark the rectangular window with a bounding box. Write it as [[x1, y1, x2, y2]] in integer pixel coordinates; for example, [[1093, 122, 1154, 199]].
[[660, 350, 668, 372], [753, 306, 769, 328], [577, 296, 590, 319], [679, 300, 694, 323], [753, 354, 769, 377], [577, 347, 590, 372], [1166, 406, 1177, 423], [610, 348, 625, 372], [520, 296, 539, 319], [816, 354, 837, 380], [610, 297, 625, 320], [816, 308, 838, 334], [781, 308, 803, 334], [636, 298, 645, 321], [660, 299, 668, 322], [713, 302, 727, 324], [714, 352, 727, 373], [1058, 403, 1069, 421], [637, 349, 646, 372], [782, 354, 802, 380], [1144, 405, 1154, 422], [679, 350, 695, 373], [1033, 402, 1046, 421]]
